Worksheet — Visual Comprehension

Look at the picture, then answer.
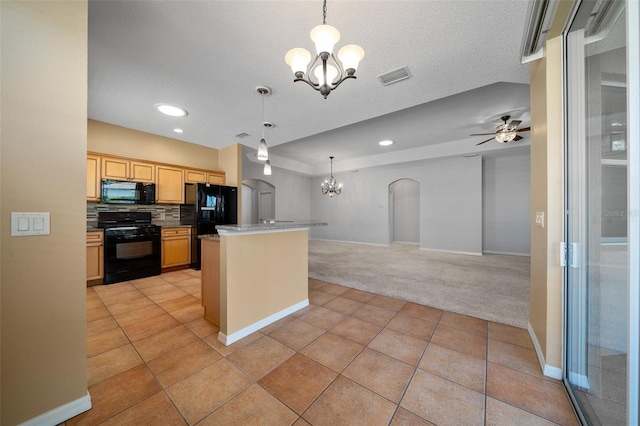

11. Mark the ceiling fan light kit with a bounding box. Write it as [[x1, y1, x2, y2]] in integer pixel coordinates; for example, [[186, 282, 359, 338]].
[[285, 0, 364, 98], [472, 115, 530, 146]]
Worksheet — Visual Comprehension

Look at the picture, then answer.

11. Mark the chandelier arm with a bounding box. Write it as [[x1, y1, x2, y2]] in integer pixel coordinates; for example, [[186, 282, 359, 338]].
[[329, 75, 357, 91], [328, 53, 345, 86], [293, 77, 322, 92]]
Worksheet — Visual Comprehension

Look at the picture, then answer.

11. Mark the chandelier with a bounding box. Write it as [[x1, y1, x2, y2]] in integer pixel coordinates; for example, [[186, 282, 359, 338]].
[[321, 156, 342, 197], [285, 0, 365, 99]]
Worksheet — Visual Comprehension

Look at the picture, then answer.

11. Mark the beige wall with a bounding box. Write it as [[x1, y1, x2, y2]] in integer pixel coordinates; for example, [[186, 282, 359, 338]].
[[529, 35, 565, 371], [88, 119, 220, 171], [1, 2, 89, 424], [220, 230, 308, 336]]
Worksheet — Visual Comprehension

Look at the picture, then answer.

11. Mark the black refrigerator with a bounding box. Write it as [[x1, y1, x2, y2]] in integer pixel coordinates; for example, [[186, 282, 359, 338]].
[[180, 183, 238, 269]]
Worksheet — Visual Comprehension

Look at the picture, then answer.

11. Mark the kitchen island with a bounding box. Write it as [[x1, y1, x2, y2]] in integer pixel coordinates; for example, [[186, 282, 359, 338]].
[[199, 221, 327, 346]]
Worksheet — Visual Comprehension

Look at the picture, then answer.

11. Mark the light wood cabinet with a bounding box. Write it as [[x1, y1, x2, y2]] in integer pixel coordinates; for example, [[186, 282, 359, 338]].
[[101, 156, 155, 183], [87, 154, 101, 201], [185, 169, 226, 185], [201, 237, 220, 325], [86, 230, 104, 284], [207, 172, 225, 185], [156, 165, 184, 204], [162, 227, 191, 268]]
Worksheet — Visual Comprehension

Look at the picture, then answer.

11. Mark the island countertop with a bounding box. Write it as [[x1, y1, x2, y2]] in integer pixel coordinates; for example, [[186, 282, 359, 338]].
[[215, 220, 327, 235]]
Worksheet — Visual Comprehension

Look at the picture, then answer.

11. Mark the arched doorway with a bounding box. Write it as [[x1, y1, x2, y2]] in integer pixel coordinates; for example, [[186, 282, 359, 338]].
[[389, 179, 420, 244], [242, 179, 275, 224]]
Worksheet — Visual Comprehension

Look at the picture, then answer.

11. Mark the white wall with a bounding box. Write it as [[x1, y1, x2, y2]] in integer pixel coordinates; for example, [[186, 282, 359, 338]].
[[309, 155, 484, 254], [242, 148, 312, 221], [482, 152, 531, 255]]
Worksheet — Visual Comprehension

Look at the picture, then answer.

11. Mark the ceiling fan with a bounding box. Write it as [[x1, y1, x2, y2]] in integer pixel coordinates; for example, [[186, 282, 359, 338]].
[[471, 115, 530, 145]]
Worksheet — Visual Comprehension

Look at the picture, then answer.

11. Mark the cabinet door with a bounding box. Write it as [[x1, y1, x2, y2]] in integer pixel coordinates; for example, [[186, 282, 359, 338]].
[[162, 237, 191, 267], [101, 157, 129, 180], [87, 154, 101, 201], [130, 161, 155, 183], [86, 231, 104, 281], [185, 169, 207, 184], [156, 165, 184, 204], [207, 172, 225, 185]]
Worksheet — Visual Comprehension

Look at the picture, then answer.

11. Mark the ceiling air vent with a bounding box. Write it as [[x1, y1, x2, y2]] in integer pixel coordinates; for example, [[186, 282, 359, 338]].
[[235, 132, 250, 139], [377, 66, 412, 86]]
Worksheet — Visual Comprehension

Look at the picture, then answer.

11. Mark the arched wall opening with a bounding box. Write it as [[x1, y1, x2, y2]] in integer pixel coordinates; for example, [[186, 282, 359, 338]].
[[242, 179, 275, 224], [388, 178, 420, 244]]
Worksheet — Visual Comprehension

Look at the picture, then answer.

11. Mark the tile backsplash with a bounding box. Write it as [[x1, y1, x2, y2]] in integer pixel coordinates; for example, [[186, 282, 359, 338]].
[[87, 202, 181, 222]]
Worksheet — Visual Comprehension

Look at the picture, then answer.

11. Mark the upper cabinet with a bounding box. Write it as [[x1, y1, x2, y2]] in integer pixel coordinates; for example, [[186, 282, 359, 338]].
[[156, 165, 184, 204], [101, 156, 155, 183], [87, 152, 225, 203], [185, 169, 225, 185], [87, 154, 101, 201]]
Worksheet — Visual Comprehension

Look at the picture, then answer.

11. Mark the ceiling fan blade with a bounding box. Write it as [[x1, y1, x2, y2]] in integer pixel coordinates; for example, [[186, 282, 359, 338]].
[[475, 137, 495, 146], [509, 120, 522, 127], [513, 135, 523, 141], [470, 132, 497, 136], [515, 127, 530, 132]]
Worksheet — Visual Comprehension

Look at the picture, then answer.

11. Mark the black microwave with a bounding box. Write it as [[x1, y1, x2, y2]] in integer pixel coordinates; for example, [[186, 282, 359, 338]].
[[101, 179, 156, 204]]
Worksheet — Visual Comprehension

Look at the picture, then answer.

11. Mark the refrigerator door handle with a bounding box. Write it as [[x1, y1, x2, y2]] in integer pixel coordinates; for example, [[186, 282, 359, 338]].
[[200, 207, 216, 211]]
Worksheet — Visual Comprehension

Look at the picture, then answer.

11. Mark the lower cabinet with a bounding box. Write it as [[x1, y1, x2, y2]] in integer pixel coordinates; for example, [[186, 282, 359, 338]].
[[162, 227, 191, 269], [87, 230, 104, 284]]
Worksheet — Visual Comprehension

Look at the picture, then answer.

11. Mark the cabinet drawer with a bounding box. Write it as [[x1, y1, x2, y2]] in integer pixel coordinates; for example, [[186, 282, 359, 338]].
[[86, 231, 104, 243], [162, 227, 191, 237]]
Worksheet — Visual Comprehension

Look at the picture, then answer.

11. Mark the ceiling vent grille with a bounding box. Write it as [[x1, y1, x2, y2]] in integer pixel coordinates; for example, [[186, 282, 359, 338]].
[[235, 132, 250, 139], [377, 66, 412, 86]]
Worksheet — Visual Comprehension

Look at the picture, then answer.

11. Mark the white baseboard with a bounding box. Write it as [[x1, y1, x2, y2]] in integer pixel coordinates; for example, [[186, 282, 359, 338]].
[[528, 322, 563, 380], [309, 238, 389, 247], [419, 247, 483, 256], [20, 392, 91, 426], [219, 299, 309, 346], [482, 250, 531, 257]]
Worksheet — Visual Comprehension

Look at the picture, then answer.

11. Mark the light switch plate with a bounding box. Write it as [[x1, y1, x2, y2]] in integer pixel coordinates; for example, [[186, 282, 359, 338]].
[[11, 212, 50, 236], [535, 211, 545, 228]]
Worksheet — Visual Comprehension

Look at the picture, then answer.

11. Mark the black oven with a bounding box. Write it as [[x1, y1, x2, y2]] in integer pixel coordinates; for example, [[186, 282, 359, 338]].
[[98, 212, 161, 284]]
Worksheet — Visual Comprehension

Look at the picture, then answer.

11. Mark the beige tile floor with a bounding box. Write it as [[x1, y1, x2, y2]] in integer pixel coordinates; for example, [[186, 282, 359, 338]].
[[67, 270, 579, 425]]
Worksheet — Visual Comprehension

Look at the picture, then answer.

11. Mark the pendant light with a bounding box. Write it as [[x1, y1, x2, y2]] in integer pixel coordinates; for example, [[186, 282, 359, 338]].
[[256, 86, 271, 161]]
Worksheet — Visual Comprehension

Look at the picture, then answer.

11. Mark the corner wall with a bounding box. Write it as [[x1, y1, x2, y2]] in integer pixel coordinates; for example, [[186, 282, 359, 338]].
[[1, 2, 89, 424], [529, 36, 565, 376]]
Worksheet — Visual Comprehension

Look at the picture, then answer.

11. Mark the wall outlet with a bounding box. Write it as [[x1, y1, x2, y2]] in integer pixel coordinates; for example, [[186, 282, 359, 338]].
[[535, 211, 545, 228], [160, 213, 166, 220]]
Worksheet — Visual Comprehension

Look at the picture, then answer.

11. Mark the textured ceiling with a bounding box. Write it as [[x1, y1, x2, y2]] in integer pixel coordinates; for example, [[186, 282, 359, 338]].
[[88, 0, 532, 175]]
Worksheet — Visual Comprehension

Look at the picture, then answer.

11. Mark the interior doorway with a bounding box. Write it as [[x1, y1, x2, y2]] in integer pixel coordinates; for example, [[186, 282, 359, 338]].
[[389, 179, 420, 244], [241, 179, 275, 224]]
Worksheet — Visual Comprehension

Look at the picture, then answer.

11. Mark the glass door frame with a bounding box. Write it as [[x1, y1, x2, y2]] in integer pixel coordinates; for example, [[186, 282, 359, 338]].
[[562, 0, 639, 424]]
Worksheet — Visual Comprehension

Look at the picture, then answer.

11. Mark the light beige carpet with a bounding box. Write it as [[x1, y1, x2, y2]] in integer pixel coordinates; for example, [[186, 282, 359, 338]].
[[308, 240, 530, 329]]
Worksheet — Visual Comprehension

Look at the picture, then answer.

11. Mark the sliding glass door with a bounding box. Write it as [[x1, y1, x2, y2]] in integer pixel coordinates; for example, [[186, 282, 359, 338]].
[[564, 1, 638, 424]]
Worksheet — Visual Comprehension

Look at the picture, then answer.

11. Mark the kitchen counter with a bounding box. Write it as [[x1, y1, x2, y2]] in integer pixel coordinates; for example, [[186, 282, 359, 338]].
[[200, 221, 326, 346], [152, 220, 193, 228], [215, 220, 327, 234]]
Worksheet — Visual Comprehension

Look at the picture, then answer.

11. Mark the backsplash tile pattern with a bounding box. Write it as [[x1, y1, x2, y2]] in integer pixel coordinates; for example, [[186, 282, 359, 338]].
[[87, 203, 181, 222]]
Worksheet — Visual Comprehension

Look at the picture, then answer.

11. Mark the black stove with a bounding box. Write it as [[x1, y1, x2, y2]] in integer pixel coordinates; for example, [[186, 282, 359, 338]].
[[98, 212, 161, 284]]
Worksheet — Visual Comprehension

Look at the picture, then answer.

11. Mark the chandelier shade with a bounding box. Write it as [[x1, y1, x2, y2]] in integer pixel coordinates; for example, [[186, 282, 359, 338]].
[[264, 159, 272, 176], [321, 156, 342, 197], [285, 0, 364, 99]]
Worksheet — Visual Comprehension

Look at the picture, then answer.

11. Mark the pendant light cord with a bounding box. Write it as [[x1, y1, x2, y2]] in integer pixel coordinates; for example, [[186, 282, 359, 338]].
[[261, 93, 265, 139]]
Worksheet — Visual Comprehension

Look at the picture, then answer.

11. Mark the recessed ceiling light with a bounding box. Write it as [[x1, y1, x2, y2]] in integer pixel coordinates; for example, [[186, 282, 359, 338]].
[[379, 140, 394, 146], [173, 128, 184, 134], [156, 104, 188, 117]]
